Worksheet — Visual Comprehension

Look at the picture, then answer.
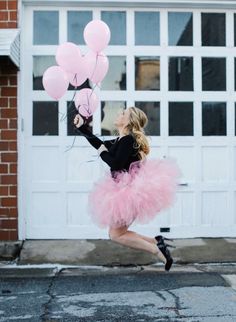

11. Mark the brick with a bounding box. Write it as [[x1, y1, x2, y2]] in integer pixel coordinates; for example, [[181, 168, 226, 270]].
[[0, 142, 9, 151], [0, 164, 8, 173], [1, 175, 17, 185], [0, 22, 8, 28], [0, 119, 8, 129], [0, 98, 9, 107], [1, 152, 17, 162], [0, 77, 8, 86], [9, 77, 17, 86], [0, 11, 8, 21], [1, 108, 17, 118], [9, 142, 17, 151], [7, 1, 17, 10], [9, 97, 17, 107], [1, 197, 17, 207], [8, 208, 17, 217], [0, 208, 9, 216], [1, 130, 17, 140], [9, 119, 17, 129], [9, 21, 17, 28], [0, 230, 10, 240], [9, 11, 17, 21], [9, 185, 17, 195], [9, 230, 18, 240], [1, 219, 18, 229], [1, 87, 17, 97], [0, 186, 8, 196], [0, 1, 7, 10], [9, 163, 17, 173]]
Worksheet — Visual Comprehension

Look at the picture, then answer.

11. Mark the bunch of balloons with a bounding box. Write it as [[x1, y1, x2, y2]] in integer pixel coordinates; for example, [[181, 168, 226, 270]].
[[42, 19, 110, 118]]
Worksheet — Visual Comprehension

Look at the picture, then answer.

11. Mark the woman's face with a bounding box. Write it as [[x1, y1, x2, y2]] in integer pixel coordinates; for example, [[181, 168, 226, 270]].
[[114, 108, 130, 128]]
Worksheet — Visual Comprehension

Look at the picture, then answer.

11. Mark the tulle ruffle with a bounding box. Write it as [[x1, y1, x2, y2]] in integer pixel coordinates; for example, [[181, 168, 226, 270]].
[[88, 158, 181, 228]]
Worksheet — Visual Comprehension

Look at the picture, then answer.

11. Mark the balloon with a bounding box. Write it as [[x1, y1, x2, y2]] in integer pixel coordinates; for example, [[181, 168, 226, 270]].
[[85, 51, 109, 84], [56, 42, 82, 74], [75, 88, 99, 118], [42, 66, 69, 100], [67, 56, 88, 87], [84, 20, 110, 53]]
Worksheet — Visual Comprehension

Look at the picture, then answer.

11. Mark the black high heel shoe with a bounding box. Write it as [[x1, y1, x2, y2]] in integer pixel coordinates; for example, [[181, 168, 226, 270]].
[[155, 235, 174, 243], [155, 235, 175, 271]]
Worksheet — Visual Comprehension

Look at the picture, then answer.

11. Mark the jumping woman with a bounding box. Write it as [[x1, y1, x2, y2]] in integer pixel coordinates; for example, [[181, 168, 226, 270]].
[[74, 107, 181, 271]]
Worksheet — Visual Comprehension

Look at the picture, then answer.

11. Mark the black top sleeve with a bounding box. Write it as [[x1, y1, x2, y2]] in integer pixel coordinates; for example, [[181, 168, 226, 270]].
[[77, 123, 136, 171], [77, 124, 117, 149], [100, 135, 135, 170]]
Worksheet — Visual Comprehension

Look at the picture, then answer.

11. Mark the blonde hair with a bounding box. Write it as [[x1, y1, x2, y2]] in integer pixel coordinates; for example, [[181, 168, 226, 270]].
[[125, 107, 150, 160]]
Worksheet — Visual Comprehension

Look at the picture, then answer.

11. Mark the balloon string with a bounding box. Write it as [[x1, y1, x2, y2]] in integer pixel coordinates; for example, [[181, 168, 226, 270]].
[[90, 52, 98, 81], [64, 134, 77, 152], [60, 86, 78, 123]]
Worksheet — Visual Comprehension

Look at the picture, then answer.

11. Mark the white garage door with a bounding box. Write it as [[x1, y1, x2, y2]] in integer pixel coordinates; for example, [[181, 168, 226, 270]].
[[19, 3, 236, 239]]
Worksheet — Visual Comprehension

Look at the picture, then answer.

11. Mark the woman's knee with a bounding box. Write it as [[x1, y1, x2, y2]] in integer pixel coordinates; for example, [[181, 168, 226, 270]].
[[109, 226, 127, 241]]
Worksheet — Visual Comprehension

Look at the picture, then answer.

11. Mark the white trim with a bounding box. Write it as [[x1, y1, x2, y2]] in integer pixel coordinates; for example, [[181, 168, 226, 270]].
[[22, 0, 236, 9]]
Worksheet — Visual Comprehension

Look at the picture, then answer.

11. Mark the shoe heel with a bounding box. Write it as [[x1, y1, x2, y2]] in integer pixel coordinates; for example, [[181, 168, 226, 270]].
[[164, 237, 174, 242], [165, 243, 176, 248]]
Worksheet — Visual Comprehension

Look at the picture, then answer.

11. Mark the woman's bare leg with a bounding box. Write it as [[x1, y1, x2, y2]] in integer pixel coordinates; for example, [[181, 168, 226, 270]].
[[129, 230, 156, 245], [109, 226, 166, 264]]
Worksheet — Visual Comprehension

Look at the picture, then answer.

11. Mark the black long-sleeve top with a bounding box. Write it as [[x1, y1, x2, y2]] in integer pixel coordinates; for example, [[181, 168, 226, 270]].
[[78, 124, 140, 173]]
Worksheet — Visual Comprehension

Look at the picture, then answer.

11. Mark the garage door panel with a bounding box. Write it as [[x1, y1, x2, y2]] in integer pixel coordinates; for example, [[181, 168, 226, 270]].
[[29, 192, 64, 228], [201, 191, 230, 226], [31, 146, 61, 183], [168, 146, 196, 182], [202, 146, 229, 183]]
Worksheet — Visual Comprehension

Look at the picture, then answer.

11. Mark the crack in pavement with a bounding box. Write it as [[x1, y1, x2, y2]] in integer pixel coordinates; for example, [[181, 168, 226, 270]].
[[39, 268, 61, 321]]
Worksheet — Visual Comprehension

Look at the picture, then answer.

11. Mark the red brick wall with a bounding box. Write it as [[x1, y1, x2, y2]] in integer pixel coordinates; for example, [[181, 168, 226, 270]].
[[0, 1, 17, 28], [0, 0, 18, 240]]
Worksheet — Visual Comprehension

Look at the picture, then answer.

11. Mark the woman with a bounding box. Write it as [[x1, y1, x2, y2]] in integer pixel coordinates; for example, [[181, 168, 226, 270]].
[[74, 107, 181, 271]]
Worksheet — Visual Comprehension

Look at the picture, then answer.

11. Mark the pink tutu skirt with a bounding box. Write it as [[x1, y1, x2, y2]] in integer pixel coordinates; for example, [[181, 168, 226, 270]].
[[88, 158, 181, 228]]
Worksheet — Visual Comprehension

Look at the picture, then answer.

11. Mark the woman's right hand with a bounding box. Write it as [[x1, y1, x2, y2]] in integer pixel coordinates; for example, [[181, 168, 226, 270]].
[[74, 114, 84, 128]]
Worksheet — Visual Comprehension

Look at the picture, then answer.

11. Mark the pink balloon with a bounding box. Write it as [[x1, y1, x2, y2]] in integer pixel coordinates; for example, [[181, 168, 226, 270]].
[[67, 72, 87, 87], [84, 20, 111, 53], [85, 51, 109, 84], [67, 56, 88, 87], [43, 66, 69, 100], [75, 88, 99, 118], [56, 42, 82, 74]]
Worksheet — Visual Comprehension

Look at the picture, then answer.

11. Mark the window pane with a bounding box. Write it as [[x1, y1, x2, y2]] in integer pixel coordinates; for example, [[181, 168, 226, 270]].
[[135, 56, 160, 90], [169, 57, 193, 91], [201, 13, 225, 46], [67, 11, 92, 44], [67, 102, 92, 136], [33, 56, 56, 90], [202, 102, 226, 136], [101, 56, 126, 90], [135, 12, 160, 45], [202, 58, 226, 91], [234, 14, 236, 46], [101, 11, 126, 45], [135, 102, 160, 136], [101, 101, 126, 135], [33, 102, 58, 136], [235, 58, 236, 91], [169, 102, 193, 136], [33, 11, 59, 45], [168, 12, 193, 46]]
